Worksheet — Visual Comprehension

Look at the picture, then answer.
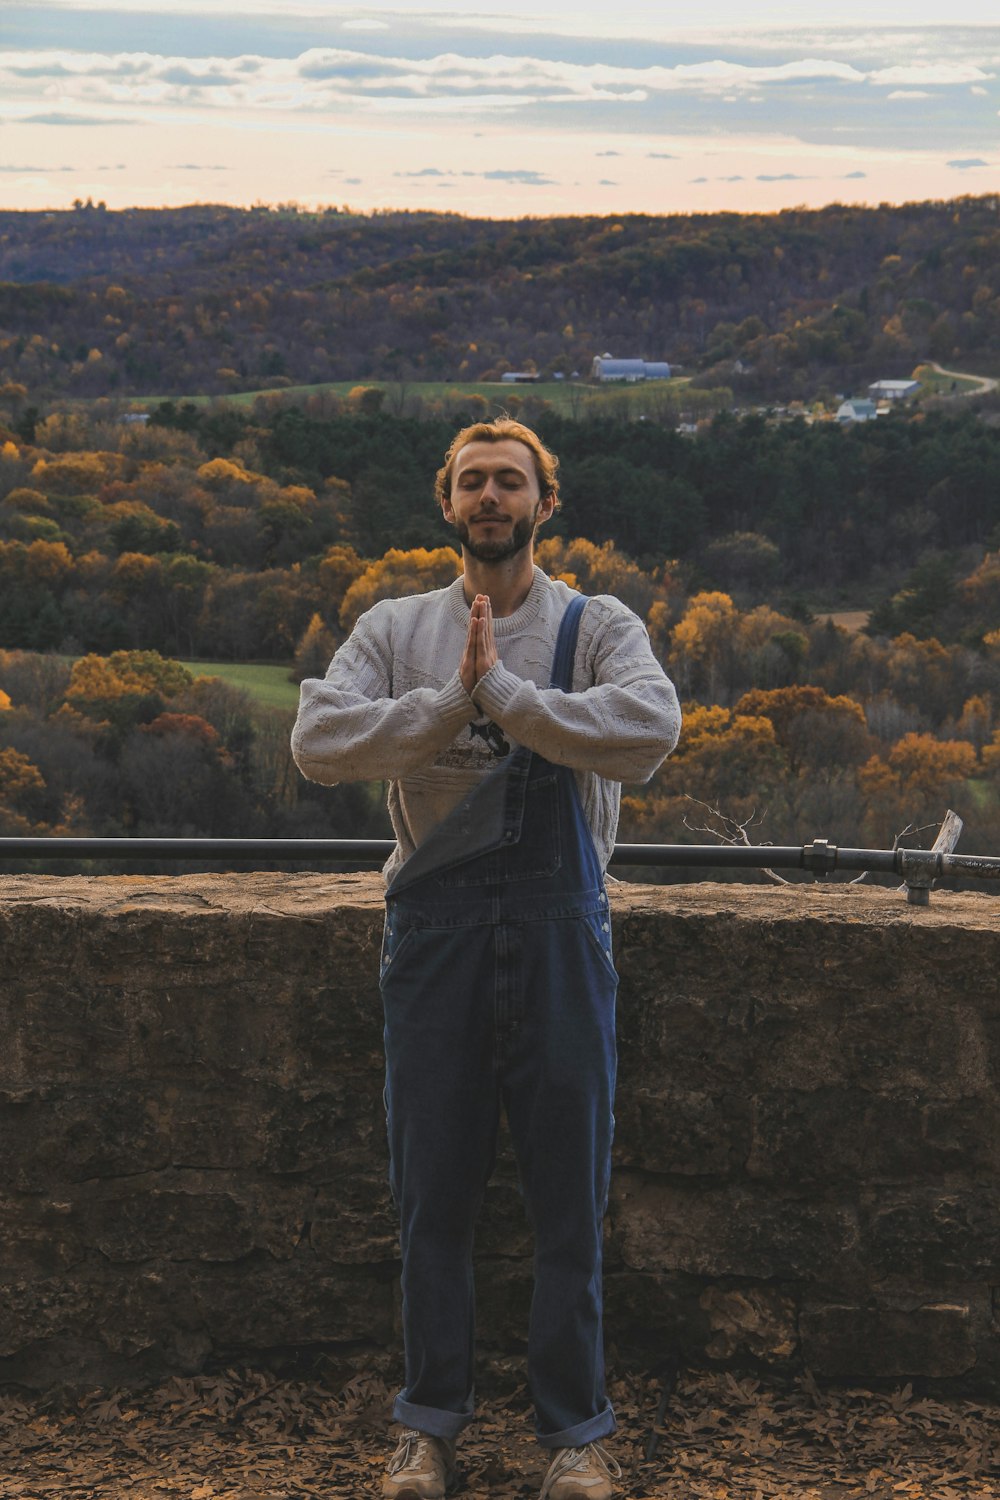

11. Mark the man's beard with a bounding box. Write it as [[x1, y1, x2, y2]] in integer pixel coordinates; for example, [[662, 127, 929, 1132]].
[[454, 507, 538, 563]]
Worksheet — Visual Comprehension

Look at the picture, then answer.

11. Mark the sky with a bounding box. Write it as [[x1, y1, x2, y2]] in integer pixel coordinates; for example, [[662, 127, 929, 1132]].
[[1, 0, 999, 217]]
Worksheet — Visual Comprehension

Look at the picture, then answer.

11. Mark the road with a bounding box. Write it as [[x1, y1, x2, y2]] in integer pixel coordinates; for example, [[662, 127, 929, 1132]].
[[927, 361, 999, 397]]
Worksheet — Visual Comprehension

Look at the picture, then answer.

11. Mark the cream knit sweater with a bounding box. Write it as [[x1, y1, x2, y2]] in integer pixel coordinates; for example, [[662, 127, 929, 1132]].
[[291, 567, 680, 881]]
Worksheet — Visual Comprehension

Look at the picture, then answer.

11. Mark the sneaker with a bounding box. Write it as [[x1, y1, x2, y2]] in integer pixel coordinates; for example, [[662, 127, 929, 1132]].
[[382, 1427, 458, 1499], [539, 1441, 622, 1500]]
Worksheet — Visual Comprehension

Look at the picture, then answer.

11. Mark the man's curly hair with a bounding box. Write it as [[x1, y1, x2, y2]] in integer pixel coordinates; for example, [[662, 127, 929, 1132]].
[[435, 418, 561, 510]]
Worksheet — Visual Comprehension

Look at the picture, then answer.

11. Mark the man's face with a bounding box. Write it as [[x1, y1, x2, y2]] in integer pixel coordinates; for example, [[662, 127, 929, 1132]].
[[443, 439, 554, 563]]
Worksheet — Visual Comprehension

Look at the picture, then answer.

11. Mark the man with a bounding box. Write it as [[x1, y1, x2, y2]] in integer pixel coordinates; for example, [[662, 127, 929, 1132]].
[[291, 419, 680, 1500]]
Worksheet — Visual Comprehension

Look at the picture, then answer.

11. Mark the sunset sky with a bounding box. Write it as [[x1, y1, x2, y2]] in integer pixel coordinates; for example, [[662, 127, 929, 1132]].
[[2, 0, 999, 217]]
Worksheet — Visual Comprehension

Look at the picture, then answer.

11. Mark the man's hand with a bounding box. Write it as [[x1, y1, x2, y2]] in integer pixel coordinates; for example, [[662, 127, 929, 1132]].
[[460, 594, 498, 698]]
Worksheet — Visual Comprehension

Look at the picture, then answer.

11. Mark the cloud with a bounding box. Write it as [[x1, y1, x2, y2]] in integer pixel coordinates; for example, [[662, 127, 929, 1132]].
[[0, 44, 878, 125], [0, 35, 994, 157], [0, 163, 75, 172], [342, 19, 389, 29], [947, 157, 989, 169], [158, 65, 241, 87], [20, 111, 139, 126], [720, 174, 744, 181], [888, 90, 932, 100], [345, 176, 362, 183], [870, 63, 993, 86], [756, 173, 813, 181], [170, 163, 230, 171], [393, 166, 556, 186], [10, 63, 76, 77], [843, 170, 867, 178], [598, 178, 618, 185], [482, 168, 554, 184], [690, 176, 709, 183]]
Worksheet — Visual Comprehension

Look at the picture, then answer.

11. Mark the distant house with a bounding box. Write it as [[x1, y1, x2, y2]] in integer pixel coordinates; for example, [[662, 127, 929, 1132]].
[[837, 398, 878, 424], [868, 379, 921, 402], [500, 371, 540, 383], [590, 354, 671, 382]]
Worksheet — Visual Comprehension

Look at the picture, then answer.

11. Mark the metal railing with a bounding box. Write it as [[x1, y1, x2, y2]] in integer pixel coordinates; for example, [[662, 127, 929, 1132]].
[[2, 834, 999, 905]]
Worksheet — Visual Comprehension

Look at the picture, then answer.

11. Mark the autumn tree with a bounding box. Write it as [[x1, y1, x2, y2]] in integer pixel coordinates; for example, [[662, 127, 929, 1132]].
[[339, 547, 462, 631], [0, 745, 47, 833], [292, 612, 337, 684], [734, 685, 869, 778]]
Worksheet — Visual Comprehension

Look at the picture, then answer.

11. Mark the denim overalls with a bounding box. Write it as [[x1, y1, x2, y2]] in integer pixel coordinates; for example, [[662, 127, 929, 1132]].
[[380, 594, 618, 1448]]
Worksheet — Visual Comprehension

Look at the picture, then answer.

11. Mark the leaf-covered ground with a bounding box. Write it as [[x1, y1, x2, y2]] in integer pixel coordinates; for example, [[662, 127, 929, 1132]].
[[0, 1365, 996, 1499]]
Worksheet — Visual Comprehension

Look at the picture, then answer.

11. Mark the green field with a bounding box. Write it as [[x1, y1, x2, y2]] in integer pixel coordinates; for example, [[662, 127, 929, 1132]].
[[127, 375, 698, 419], [179, 660, 300, 711], [913, 364, 989, 396]]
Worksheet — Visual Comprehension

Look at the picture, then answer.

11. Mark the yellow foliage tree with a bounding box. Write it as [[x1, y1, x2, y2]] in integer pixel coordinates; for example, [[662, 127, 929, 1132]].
[[318, 544, 366, 613], [535, 537, 664, 619], [66, 650, 193, 726], [339, 547, 462, 631], [292, 612, 338, 684], [0, 745, 47, 833], [196, 457, 259, 490], [669, 591, 738, 699], [657, 701, 787, 801], [31, 451, 121, 492]]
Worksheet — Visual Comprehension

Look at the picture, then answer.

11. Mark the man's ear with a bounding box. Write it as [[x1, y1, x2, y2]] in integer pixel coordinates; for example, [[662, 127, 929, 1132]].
[[537, 492, 556, 526], [441, 492, 456, 525]]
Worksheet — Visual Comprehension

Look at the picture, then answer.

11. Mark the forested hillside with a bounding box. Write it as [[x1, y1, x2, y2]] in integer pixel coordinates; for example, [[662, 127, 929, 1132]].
[[1, 195, 999, 400], [1, 394, 999, 871], [2, 188, 999, 871], [2, 398, 999, 658]]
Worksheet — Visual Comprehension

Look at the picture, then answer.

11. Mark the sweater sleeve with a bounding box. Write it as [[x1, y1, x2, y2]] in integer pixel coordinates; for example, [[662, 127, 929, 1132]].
[[472, 596, 681, 784], [291, 605, 477, 785]]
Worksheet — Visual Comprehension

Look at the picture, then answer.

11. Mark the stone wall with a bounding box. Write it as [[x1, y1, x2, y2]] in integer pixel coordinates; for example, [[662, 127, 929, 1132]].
[[0, 873, 997, 1394]]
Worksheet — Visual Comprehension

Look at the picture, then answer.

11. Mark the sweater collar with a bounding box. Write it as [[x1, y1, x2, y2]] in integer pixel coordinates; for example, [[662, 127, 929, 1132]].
[[448, 565, 549, 637]]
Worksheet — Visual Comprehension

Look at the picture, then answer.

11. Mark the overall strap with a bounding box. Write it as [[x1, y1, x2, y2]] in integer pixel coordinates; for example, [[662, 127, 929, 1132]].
[[549, 593, 588, 692]]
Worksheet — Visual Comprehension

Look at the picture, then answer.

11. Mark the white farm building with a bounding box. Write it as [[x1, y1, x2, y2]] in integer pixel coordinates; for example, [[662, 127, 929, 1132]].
[[868, 379, 921, 402], [591, 354, 672, 382]]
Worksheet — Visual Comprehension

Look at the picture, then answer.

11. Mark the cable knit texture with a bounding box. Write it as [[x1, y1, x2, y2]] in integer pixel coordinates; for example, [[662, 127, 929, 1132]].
[[292, 568, 680, 881]]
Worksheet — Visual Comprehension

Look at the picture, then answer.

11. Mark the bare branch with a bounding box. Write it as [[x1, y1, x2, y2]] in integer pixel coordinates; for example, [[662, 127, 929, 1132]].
[[682, 795, 790, 885]]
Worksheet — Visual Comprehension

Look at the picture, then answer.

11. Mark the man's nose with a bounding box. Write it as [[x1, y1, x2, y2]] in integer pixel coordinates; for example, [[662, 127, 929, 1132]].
[[479, 475, 502, 504]]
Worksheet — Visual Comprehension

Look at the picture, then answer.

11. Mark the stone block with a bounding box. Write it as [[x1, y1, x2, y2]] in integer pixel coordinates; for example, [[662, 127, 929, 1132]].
[[603, 1270, 708, 1362], [747, 1089, 927, 1183], [836, 995, 989, 1096], [699, 1284, 798, 1363], [188, 1258, 396, 1349], [259, 1086, 386, 1175], [310, 1175, 399, 1265], [613, 1087, 749, 1176], [864, 1190, 1000, 1280], [0, 1195, 86, 1279], [609, 1173, 859, 1282], [800, 1300, 976, 1379], [616, 985, 755, 1095], [75, 1173, 313, 1263]]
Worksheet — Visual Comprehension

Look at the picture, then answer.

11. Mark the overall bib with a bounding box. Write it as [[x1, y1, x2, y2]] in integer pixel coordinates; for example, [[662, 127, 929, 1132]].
[[380, 594, 618, 1448]]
